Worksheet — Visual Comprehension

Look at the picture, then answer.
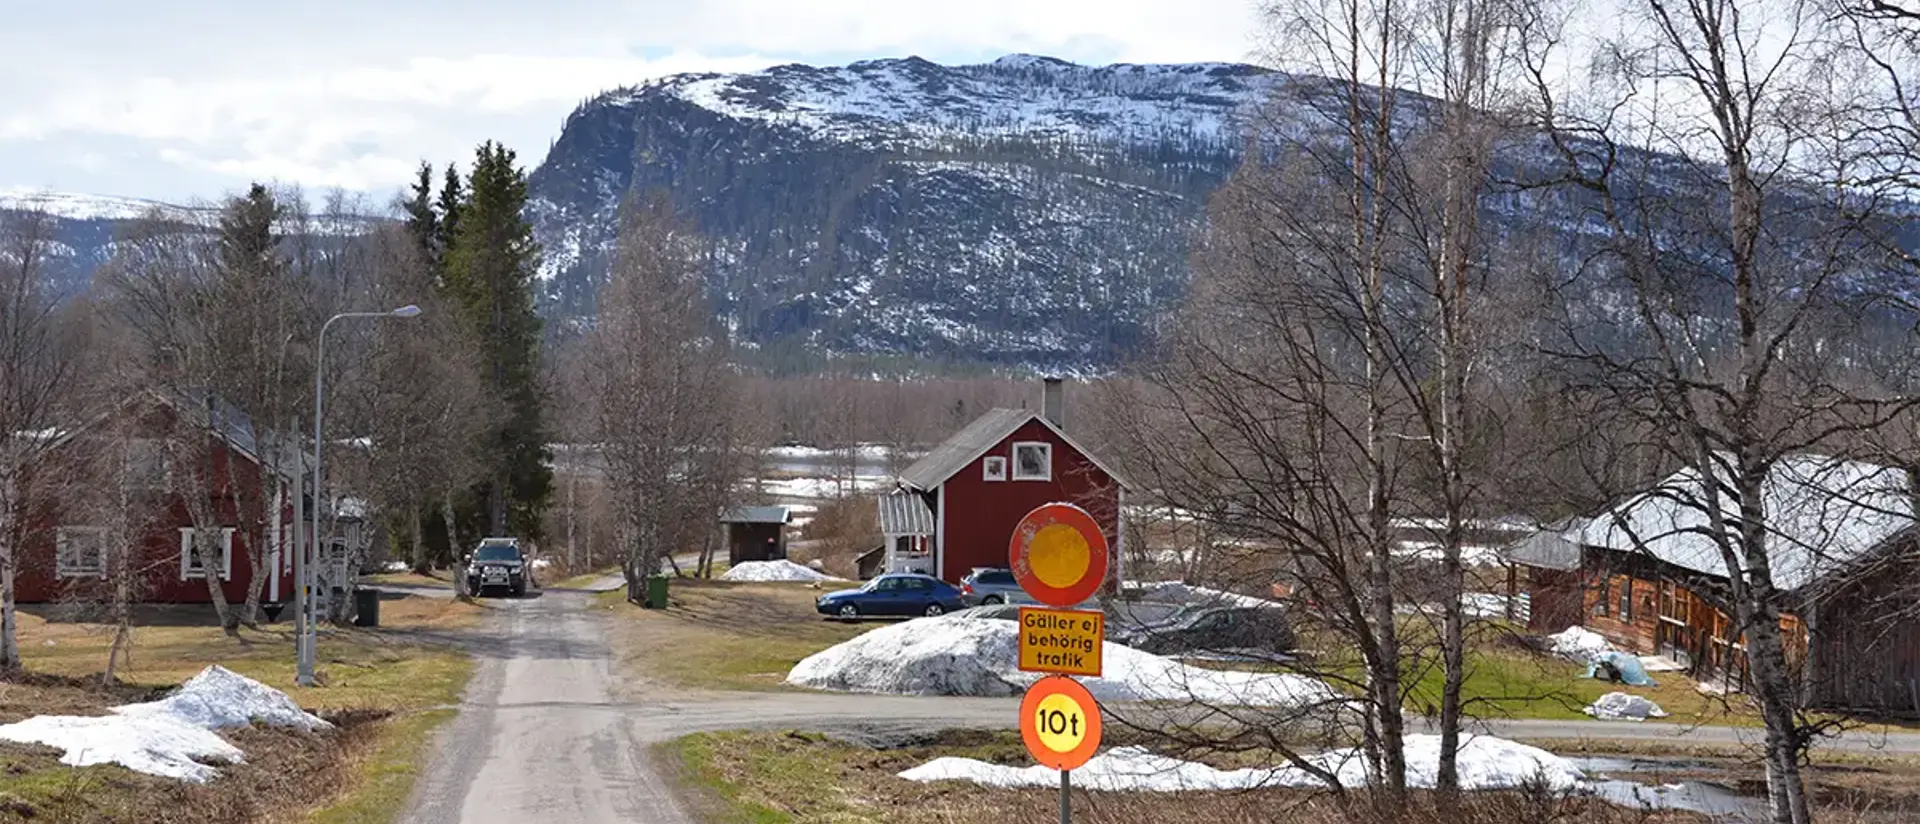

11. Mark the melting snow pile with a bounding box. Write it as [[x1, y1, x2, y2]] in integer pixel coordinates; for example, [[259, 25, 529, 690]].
[[1585, 692, 1669, 721], [786, 612, 1339, 707], [1123, 580, 1273, 610], [1547, 626, 1613, 662], [721, 560, 836, 583], [900, 734, 1583, 793], [0, 665, 328, 783]]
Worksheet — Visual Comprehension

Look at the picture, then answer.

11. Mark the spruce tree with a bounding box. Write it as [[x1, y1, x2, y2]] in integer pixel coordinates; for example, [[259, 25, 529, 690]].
[[402, 162, 440, 272], [436, 163, 464, 264], [442, 141, 552, 538]]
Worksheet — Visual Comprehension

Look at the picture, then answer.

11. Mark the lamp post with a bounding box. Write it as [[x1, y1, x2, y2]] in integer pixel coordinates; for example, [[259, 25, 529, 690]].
[[299, 304, 421, 686]]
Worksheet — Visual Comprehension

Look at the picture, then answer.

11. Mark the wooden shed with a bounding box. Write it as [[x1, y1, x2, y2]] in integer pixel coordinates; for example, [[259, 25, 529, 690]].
[[720, 506, 792, 566]]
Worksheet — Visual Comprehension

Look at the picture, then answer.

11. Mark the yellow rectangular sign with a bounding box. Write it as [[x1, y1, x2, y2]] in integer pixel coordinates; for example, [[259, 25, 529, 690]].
[[1018, 607, 1104, 677]]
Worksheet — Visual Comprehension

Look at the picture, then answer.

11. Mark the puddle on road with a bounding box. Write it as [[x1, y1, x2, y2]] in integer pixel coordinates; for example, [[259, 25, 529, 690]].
[[1568, 755, 1764, 819]]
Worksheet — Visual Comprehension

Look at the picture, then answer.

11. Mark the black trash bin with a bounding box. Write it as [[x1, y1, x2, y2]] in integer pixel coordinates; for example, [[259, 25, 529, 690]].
[[353, 588, 380, 627]]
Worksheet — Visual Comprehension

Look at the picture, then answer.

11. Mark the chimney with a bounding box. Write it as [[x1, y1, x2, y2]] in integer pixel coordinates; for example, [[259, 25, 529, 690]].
[[1042, 377, 1066, 429]]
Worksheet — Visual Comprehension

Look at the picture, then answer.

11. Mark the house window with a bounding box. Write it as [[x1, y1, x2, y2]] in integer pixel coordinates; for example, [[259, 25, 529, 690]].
[[56, 527, 107, 578], [1011, 442, 1052, 481], [1593, 577, 1610, 617], [178, 527, 236, 581], [127, 439, 171, 490], [983, 456, 1007, 481], [1618, 577, 1633, 621]]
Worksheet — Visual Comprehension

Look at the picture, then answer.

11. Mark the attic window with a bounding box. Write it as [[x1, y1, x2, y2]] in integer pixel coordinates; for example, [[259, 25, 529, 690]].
[[1012, 442, 1052, 481], [983, 456, 1007, 482]]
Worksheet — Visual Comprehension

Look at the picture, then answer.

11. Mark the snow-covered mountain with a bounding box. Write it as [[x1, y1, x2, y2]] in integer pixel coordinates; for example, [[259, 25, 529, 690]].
[[528, 54, 1279, 369]]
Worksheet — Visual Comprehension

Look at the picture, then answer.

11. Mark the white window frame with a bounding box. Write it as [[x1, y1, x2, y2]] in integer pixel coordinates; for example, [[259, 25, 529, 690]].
[[983, 456, 1008, 482], [56, 527, 108, 578], [178, 527, 236, 581], [1011, 441, 1053, 481]]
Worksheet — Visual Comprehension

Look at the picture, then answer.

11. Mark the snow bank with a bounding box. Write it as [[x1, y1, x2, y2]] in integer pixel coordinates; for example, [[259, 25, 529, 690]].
[[1123, 580, 1273, 610], [721, 560, 836, 583], [0, 714, 242, 782], [1585, 692, 1669, 721], [786, 612, 1339, 707], [900, 734, 1583, 793], [1547, 626, 1612, 662], [115, 666, 330, 732], [0, 665, 327, 783]]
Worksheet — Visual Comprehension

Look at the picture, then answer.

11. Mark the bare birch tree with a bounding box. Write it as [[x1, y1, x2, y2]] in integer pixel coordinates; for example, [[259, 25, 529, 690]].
[[0, 206, 87, 669], [585, 194, 748, 599], [1518, 0, 1920, 819]]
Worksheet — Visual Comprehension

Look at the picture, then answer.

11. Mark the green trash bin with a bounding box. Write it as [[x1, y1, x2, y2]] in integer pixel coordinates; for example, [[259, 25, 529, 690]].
[[645, 575, 669, 609]]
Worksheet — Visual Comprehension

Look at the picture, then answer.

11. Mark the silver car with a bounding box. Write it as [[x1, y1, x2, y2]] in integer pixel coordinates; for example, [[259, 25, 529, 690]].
[[959, 567, 1035, 607]]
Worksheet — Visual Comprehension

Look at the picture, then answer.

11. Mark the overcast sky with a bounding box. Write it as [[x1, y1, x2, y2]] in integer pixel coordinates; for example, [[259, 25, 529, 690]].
[[0, 0, 1263, 205]]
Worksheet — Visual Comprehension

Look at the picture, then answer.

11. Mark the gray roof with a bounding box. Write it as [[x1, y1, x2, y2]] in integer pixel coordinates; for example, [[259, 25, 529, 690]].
[[896, 407, 1132, 491], [877, 489, 936, 535], [1574, 453, 1914, 591], [1507, 526, 1583, 571], [899, 408, 1036, 490], [720, 505, 792, 525]]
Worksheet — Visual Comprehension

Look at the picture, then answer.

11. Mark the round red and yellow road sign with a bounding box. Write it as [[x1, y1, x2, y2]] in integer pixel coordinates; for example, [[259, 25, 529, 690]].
[[1009, 502, 1110, 607], [1020, 675, 1103, 771]]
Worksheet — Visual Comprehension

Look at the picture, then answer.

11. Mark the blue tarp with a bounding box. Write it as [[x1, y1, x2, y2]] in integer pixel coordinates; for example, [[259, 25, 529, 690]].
[[1583, 650, 1657, 687]]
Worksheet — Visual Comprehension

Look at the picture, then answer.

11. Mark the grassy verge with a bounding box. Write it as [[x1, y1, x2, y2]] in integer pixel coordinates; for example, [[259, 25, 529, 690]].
[[549, 567, 622, 590], [362, 570, 452, 589], [1, 594, 480, 823], [602, 578, 869, 693], [669, 729, 1920, 824]]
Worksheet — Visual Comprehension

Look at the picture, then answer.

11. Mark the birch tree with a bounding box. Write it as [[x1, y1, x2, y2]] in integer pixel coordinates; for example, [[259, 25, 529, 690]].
[[1520, 0, 1920, 819], [0, 205, 84, 670]]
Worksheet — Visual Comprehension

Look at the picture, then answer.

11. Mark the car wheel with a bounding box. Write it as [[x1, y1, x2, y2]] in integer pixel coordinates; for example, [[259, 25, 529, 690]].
[[924, 603, 945, 617], [837, 603, 860, 620], [981, 596, 1003, 606], [511, 584, 526, 598]]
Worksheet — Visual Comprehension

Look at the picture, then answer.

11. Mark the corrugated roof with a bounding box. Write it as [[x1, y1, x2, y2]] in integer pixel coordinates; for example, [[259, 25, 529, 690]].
[[876, 489, 935, 535], [1507, 527, 1583, 571], [720, 505, 791, 524], [1574, 453, 1914, 591], [898, 408, 1035, 490]]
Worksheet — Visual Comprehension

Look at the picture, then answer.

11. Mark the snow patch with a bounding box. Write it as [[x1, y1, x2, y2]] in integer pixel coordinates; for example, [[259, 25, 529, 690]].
[[786, 612, 1339, 707], [0, 665, 327, 783], [722, 560, 837, 583], [1547, 626, 1613, 663], [901, 734, 1584, 793], [1584, 692, 1669, 721]]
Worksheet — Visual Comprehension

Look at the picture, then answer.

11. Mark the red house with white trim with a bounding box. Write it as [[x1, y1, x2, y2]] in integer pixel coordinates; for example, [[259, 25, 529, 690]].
[[871, 379, 1129, 587], [11, 391, 299, 607]]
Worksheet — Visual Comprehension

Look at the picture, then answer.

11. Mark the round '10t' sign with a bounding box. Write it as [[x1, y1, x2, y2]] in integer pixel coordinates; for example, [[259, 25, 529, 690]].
[[1020, 675, 1103, 771]]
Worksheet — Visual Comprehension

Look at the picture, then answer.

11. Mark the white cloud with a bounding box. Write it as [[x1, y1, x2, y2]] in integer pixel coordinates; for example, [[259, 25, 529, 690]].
[[0, 0, 1263, 202]]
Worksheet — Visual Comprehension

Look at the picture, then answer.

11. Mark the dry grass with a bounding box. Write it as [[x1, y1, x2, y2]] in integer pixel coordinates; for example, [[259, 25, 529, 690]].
[[361, 570, 453, 589], [668, 729, 1818, 824], [0, 594, 481, 823], [601, 577, 871, 695]]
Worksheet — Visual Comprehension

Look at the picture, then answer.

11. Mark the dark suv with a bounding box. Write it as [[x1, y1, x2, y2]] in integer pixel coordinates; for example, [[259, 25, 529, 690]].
[[464, 538, 530, 597]]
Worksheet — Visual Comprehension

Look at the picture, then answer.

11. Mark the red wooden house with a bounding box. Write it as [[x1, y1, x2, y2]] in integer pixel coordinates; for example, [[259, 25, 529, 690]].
[[1513, 454, 1920, 715], [870, 378, 1130, 589], [12, 391, 299, 607]]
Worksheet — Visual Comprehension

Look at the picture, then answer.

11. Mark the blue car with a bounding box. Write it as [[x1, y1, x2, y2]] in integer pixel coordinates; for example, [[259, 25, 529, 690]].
[[816, 574, 966, 620]]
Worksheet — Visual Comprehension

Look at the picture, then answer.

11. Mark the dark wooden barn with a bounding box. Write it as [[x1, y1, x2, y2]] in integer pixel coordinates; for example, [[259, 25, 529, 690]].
[[720, 506, 792, 566]]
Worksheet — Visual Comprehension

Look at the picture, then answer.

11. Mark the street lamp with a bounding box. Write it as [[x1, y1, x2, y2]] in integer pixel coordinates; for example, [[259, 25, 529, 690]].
[[298, 304, 421, 686]]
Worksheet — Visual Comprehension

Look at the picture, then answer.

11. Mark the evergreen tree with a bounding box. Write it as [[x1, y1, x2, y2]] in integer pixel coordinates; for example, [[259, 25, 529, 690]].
[[436, 162, 464, 263], [442, 141, 552, 538], [402, 162, 440, 272]]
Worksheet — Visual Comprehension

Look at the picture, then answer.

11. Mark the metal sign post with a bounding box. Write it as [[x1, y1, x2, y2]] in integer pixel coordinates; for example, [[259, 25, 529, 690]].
[[1060, 768, 1071, 824]]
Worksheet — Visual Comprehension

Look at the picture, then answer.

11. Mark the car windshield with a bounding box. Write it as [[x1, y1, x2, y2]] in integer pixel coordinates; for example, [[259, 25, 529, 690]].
[[474, 545, 519, 562]]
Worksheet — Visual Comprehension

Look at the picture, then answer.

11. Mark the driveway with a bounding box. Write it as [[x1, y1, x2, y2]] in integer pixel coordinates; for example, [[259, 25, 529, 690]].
[[401, 581, 691, 824]]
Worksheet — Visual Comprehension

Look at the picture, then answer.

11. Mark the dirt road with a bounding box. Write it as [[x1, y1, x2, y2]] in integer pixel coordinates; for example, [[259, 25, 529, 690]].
[[401, 583, 693, 824]]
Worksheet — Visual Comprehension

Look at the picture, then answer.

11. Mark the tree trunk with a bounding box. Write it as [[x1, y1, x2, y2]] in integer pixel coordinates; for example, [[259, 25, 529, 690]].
[[1749, 613, 1814, 824], [192, 527, 237, 634], [410, 503, 428, 574], [445, 491, 470, 599], [0, 538, 17, 672]]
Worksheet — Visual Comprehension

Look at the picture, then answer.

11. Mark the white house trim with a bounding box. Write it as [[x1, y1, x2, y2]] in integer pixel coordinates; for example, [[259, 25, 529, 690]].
[[56, 526, 108, 578], [935, 482, 947, 582], [1011, 441, 1053, 481], [178, 527, 235, 581]]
